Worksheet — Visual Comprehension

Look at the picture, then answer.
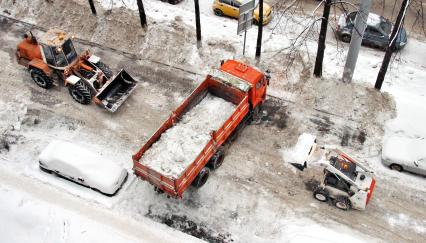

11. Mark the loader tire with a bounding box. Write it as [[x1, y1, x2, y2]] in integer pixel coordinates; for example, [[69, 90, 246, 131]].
[[313, 187, 329, 202], [29, 68, 53, 89], [68, 81, 91, 105], [192, 167, 210, 188], [95, 61, 113, 80], [335, 196, 351, 210], [208, 149, 225, 170]]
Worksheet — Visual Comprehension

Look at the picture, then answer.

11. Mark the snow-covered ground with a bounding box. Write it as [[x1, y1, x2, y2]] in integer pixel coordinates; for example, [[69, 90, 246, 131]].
[[0, 0, 426, 242], [0, 184, 138, 243]]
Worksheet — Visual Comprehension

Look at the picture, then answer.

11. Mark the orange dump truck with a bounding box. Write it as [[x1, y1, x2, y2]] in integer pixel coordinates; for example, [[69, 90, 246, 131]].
[[132, 60, 270, 198]]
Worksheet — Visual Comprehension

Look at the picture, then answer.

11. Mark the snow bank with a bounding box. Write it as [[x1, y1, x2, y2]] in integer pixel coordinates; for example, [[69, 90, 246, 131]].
[[39, 140, 127, 195], [140, 94, 236, 178], [0, 185, 137, 243], [282, 133, 316, 165], [279, 218, 370, 243]]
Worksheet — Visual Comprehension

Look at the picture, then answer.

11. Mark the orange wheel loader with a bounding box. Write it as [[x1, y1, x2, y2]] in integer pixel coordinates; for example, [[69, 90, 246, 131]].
[[16, 29, 138, 112]]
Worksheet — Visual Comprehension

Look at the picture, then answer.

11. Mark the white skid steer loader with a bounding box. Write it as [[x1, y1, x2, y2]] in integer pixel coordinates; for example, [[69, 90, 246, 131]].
[[287, 134, 376, 211]]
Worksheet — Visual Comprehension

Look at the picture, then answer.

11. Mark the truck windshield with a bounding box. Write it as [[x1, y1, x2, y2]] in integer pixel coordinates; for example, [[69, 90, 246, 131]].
[[211, 70, 251, 92], [62, 39, 77, 64]]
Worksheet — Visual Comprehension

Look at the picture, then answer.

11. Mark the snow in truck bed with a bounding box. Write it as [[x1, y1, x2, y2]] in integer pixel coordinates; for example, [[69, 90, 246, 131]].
[[139, 93, 236, 179]]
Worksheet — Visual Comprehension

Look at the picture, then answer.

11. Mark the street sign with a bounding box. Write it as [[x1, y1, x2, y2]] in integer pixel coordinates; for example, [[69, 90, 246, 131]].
[[237, 0, 256, 34], [237, 0, 256, 56]]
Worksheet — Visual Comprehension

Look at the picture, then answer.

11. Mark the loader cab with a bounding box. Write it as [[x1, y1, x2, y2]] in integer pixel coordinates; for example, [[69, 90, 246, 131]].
[[40, 30, 78, 69]]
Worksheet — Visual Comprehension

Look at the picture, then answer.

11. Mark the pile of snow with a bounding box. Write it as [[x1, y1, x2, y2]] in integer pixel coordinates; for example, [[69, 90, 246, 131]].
[[282, 133, 316, 165], [39, 140, 128, 195], [139, 94, 236, 178]]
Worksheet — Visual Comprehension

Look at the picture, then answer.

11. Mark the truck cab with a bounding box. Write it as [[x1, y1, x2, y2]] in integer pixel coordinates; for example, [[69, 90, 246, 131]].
[[219, 60, 269, 112]]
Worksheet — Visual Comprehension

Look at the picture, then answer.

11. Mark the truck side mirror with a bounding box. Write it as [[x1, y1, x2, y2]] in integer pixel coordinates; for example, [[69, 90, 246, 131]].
[[265, 69, 271, 85]]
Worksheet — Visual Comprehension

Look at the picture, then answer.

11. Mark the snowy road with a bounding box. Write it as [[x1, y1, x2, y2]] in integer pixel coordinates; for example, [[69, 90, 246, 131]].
[[0, 0, 426, 242]]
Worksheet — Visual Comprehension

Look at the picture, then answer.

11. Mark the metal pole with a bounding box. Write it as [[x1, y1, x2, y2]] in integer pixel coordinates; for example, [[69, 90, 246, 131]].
[[136, 0, 147, 29], [342, 0, 372, 83], [375, 0, 409, 90], [255, 0, 263, 58], [88, 0, 96, 15], [243, 30, 247, 56], [313, 0, 331, 77], [194, 0, 202, 43]]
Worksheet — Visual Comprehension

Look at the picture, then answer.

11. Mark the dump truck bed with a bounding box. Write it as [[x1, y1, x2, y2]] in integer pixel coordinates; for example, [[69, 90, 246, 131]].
[[132, 75, 250, 197]]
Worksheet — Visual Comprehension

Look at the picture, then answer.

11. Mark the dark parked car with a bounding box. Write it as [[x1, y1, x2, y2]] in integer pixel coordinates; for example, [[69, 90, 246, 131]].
[[337, 12, 407, 50]]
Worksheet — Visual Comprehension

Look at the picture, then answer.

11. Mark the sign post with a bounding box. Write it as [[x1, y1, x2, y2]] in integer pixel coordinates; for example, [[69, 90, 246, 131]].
[[238, 0, 256, 56]]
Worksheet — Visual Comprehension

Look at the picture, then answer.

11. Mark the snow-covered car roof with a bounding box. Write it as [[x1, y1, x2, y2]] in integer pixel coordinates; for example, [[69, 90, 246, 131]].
[[366, 13, 382, 27], [39, 140, 127, 194], [382, 137, 426, 163]]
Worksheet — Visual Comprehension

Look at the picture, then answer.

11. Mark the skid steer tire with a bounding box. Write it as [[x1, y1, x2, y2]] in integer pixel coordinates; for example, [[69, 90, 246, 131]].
[[192, 167, 210, 188], [313, 187, 329, 202], [29, 68, 53, 89], [335, 196, 351, 210], [68, 81, 91, 105], [95, 61, 113, 80], [208, 149, 225, 170]]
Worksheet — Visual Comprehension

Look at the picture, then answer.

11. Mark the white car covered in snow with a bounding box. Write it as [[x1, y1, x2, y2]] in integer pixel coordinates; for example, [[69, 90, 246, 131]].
[[39, 140, 128, 196], [382, 137, 426, 176]]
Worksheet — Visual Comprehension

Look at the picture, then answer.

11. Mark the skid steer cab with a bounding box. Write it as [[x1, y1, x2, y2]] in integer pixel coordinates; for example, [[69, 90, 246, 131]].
[[16, 29, 138, 112], [288, 134, 376, 211]]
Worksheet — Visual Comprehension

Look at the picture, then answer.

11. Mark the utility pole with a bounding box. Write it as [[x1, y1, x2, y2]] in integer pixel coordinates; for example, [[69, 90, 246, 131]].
[[313, 0, 331, 77], [88, 0, 96, 15], [342, 0, 372, 82], [137, 0, 147, 29], [255, 0, 263, 58], [194, 0, 202, 45], [375, 0, 409, 90]]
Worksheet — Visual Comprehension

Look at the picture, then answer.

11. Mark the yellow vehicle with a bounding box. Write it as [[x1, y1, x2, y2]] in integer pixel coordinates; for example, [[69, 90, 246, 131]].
[[213, 0, 273, 25]]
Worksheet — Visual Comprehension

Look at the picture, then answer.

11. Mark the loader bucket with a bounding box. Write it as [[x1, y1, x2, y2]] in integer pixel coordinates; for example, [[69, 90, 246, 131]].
[[96, 69, 138, 112]]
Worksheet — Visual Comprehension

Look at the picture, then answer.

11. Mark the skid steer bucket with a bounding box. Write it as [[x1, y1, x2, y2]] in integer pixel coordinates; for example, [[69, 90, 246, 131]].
[[96, 69, 138, 112]]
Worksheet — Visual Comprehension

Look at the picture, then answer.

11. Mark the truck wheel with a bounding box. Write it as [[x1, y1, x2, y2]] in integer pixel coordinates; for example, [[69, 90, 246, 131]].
[[95, 61, 113, 80], [249, 105, 262, 124], [192, 167, 210, 188], [208, 149, 225, 170], [154, 186, 164, 194], [313, 187, 328, 202], [335, 196, 351, 210], [29, 68, 53, 89], [68, 81, 92, 105]]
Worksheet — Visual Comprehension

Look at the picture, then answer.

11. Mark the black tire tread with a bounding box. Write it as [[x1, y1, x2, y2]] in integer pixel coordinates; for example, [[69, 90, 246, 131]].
[[95, 61, 113, 80], [69, 81, 92, 105], [335, 196, 351, 210], [192, 167, 210, 188], [313, 186, 329, 202], [29, 68, 53, 89]]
